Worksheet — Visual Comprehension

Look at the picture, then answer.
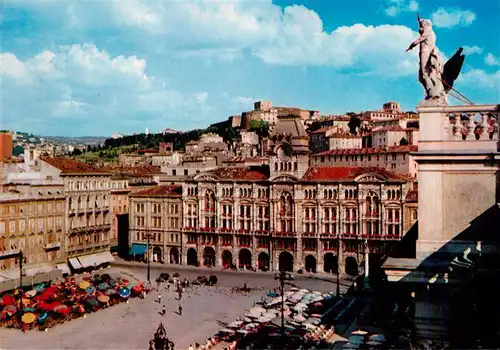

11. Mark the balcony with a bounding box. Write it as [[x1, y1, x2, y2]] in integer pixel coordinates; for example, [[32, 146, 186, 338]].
[[254, 230, 270, 236], [236, 229, 252, 235], [45, 242, 61, 250], [302, 232, 318, 237], [273, 231, 296, 237], [320, 232, 338, 238]]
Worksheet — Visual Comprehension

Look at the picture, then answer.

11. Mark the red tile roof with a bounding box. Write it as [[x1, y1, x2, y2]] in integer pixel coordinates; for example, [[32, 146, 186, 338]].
[[129, 184, 182, 197], [372, 126, 418, 132], [104, 165, 161, 177], [310, 127, 332, 134], [302, 166, 410, 182], [204, 166, 269, 181], [137, 149, 159, 154], [314, 145, 417, 156], [328, 133, 361, 139], [40, 157, 109, 175]]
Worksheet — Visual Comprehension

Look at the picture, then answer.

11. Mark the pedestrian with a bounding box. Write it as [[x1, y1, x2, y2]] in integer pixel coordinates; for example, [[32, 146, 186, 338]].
[[188, 344, 194, 350], [178, 304, 182, 315], [158, 293, 162, 303], [162, 304, 166, 316], [166, 283, 170, 291]]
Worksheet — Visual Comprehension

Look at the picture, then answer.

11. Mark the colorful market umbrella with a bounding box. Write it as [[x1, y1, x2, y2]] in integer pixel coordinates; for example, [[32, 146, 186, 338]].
[[105, 289, 117, 296], [2, 295, 16, 306], [38, 312, 48, 323], [118, 287, 131, 298], [74, 304, 85, 314], [84, 297, 99, 307], [54, 304, 70, 314], [25, 290, 37, 298], [86, 286, 96, 294], [23, 307, 36, 312], [108, 279, 117, 287], [5, 305, 17, 316], [97, 295, 110, 303], [97, 282, 109, 291], [79, 281, 91, 289], [34, 284, 45, 293], [21, 312, 36, 324]]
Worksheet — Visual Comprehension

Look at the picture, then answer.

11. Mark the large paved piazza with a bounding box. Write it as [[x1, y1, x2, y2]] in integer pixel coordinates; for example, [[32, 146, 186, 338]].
[[0, 265, 352, 350]]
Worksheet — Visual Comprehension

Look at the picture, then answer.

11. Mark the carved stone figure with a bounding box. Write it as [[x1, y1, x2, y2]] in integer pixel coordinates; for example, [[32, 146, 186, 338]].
[[406, 15, 465, 105]]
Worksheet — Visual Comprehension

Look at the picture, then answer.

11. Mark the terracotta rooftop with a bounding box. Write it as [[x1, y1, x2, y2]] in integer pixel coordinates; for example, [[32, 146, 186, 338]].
[[314, 145, 418, 156], [302, 166, 409, 182], [40, 157, 109, 175], [129, 184, 182, 197], [371, 126, 419, 132], [406, 189, 418, 202], [223, 157, 269, 163], [328, 133, 361, 139], [310, 127, 333, 134], [137, 149, 159, 154], [105, 165, 161, 177], [203, 166, 269, 181]]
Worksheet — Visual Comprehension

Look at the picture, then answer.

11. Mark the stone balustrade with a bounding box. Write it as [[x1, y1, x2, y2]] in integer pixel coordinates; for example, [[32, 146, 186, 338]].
[[417, 104, 499, 152], [448, 110, 499, 141]]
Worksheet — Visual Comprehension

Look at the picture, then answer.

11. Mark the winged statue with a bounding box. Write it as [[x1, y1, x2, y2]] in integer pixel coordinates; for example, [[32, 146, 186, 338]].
[[406, 14, 465, 105]]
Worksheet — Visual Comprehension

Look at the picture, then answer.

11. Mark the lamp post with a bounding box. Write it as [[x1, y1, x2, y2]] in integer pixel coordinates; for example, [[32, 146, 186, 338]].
[[16, 250, 26, 323], [275, 270, 293, 343], [146, 232, 152, 283], [336, 236, 341, 296]]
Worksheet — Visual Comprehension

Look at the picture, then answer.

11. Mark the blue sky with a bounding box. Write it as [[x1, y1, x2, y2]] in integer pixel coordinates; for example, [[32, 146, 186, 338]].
[[1, 0, 499, 137]]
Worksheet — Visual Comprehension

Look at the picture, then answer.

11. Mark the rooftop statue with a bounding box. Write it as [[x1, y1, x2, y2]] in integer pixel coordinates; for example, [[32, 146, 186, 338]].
[[406, 14, 465, 105]]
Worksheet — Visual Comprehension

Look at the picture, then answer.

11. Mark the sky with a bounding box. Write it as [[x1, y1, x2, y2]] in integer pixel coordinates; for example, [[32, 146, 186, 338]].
[[0, 0, 499, 137]]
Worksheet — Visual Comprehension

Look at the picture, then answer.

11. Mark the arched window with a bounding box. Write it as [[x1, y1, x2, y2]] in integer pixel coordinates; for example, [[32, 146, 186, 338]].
[[275, 163, 278, 171], [366, 196, 372, 215], [205, 190, 215, 211], [280, 192, 294, 232]]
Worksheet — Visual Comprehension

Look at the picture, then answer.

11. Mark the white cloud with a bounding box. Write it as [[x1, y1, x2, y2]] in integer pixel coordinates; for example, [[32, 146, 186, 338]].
[[484, 53, 500, 66], [194, 92, 209, 104], [233, 96, 258, 106], [0, 43, 194, 134], [459, 69, 500, 90], [384, 0, 419, 17], [12, 1, 419, 76], [462, 45, 483, 55], [431, 8, 476, 28]]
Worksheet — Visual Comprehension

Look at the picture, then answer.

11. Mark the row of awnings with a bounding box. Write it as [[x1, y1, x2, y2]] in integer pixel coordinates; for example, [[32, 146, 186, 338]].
[[68, 251, 115, 270], [129, 244, 147, 255]]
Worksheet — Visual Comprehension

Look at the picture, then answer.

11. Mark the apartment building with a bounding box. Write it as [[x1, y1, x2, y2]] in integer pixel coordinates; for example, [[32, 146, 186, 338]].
[[0, 185, 66, 290], [39, 157, 114, 271], [128, 185, 183, 264], [310, 146, 418, 177]]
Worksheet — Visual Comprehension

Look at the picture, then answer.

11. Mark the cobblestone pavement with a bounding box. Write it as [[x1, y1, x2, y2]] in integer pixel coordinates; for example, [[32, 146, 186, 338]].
[[0, 266, 352, 350]]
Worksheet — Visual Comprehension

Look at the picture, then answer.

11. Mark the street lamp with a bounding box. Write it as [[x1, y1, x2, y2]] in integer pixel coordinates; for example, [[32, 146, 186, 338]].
[[274, 270, 293, 343], [16, 250, 27, 323], [145, 232, 153, 283], [336, 236, 341, 296]]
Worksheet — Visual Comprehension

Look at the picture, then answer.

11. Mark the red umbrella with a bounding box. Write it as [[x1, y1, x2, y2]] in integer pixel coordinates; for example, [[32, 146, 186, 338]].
[[54, 304, 70, 314], [2, 295, 16, 306]]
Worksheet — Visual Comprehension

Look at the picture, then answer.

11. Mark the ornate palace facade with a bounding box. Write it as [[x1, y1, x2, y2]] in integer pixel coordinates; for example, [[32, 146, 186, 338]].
[[180, 165, 415, 274]]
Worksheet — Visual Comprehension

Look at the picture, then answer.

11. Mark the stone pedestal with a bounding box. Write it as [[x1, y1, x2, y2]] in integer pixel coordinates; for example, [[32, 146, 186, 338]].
[[414, 104, 499, 260]]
